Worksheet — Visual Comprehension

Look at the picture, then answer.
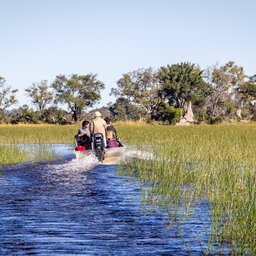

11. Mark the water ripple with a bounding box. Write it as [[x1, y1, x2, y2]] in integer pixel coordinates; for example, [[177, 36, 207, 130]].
[[0, 154, 222, 255]]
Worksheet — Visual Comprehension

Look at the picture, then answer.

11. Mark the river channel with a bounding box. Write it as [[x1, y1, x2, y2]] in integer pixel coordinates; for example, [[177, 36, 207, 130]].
[[0, 145, 224, 255]]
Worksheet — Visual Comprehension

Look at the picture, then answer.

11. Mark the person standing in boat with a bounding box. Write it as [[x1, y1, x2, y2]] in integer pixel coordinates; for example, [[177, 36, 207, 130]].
[[75, 120, 91, 149], [90, 111, 107, 147]]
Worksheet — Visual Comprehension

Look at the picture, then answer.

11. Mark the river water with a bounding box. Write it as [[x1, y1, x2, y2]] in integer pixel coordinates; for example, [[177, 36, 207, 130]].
[[0, 145, 225, 255]]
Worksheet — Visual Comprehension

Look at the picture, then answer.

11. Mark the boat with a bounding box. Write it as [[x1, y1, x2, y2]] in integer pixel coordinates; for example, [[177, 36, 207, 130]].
[[74, 140, 126, 163]]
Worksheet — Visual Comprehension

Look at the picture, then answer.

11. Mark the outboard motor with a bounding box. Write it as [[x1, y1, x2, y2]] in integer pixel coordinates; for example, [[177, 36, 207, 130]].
[[93, 133, 105, 162]]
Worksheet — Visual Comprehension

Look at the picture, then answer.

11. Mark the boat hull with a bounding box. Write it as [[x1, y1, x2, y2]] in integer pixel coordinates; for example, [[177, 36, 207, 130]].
[[103, 146, 126, 163], [74, 146, 125, 163], [75, 150, 93, 160]]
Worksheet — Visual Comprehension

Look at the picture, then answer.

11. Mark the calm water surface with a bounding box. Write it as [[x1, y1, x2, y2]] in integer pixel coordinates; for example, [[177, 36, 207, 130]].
[[0, 145, 223, 255]]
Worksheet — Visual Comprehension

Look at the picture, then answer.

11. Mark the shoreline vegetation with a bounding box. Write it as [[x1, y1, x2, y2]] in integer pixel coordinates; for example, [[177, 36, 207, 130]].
[[118, 122, 256, 254], [1, 62, 256, 126], [0, 124, 79, 167], [0, 122, 255, 254]]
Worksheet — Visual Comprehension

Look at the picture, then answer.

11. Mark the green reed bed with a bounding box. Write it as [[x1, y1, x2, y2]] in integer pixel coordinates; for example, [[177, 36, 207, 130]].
[[0, 124, 79, 166], [0, 144, 61, 168], [0, 124, 79, 144], [0, 145, 29, 168], [116, 122, 256, 254]]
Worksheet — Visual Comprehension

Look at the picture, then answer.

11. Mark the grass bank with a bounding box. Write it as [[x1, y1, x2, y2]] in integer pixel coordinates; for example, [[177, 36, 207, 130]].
[[0, 124, 79, 144], [0, 145, 29, 167], [116, 122, 256, 254], [0, 124, 79, 166]]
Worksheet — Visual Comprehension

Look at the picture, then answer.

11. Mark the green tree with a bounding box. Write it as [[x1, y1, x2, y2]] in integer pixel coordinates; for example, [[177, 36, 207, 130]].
[[43, 106, 70, 124], [109, 97, 146, 121], [25, 80, 53, 118], [238, 75, 256, 100], [10, 104, 39, 124], [206, 61, 245, 119], [158, 62, 211, 119], [0, 76, 18, 122], [153, 102, 182, 124], [236, 75, 256, 119], [111, 68, 161, 118], [52, 74, 105, 122]]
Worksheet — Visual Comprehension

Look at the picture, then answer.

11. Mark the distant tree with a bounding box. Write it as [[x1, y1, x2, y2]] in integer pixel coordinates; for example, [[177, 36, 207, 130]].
[[10, 104, 39, 124], [43, 106, 71, 124], [238, 75, 256, 100], [52, 74, 105, 122], [109, 97, 146, 121], [25, 80, 53, 119], [236, 75, 256, 119], [111, 68, 161, 118], [0, 76, 18, 122], [206, 61, 246, 119], [158, 63, 211, 120], [250, 74, 256, 82]]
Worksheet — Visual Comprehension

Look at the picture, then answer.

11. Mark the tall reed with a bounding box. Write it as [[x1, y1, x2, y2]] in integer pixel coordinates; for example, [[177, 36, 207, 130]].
[[0, 124, 79, 144], [0, 124, 79, 166], [116, 122, 256, 254], [0, 145, 29, 168]]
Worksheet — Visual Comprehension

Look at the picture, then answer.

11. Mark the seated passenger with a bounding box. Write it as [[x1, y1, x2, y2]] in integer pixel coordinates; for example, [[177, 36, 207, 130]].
[[75, 120, 91, 149], [104, 117, 119, 148]]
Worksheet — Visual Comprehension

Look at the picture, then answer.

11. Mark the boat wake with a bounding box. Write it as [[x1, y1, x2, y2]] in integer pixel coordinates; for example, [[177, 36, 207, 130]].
[[2, 146, 154, 175], [48, 154, 99, 172], [123, 148, 155, 161], [102, 147, 154, 165]]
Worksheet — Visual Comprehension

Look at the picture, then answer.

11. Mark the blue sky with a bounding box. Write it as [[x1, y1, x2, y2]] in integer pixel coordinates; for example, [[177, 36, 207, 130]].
[[1, 0, 256, 108]]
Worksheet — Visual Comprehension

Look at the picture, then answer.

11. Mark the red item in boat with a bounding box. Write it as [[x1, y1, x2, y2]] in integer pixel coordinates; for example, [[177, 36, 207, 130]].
[[76, 146, 86, 151]]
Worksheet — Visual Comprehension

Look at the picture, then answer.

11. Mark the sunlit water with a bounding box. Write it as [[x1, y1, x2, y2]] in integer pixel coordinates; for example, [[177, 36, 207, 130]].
[[0, 145, 226, 255]]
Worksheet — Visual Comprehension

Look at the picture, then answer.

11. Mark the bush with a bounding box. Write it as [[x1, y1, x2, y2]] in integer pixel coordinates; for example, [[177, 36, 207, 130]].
[[207, 116, 224, 124], [194, 108, 208, 123], [10, 105, 40, 124], [153, 103, 182, 124]]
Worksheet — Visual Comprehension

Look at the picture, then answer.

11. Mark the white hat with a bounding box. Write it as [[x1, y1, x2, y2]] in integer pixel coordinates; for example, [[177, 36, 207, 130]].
[[94, 111, 102, 117]]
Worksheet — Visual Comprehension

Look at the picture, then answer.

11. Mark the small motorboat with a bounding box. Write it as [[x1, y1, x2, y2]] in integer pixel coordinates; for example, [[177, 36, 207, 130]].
[[74, 134, 125, 163]]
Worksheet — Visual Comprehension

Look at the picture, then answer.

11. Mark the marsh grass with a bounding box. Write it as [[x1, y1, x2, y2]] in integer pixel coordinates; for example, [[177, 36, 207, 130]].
[[0, 124, 79, 144], [0, 144, 63, 168], [0, 145, 29, 168], [0, 124, 79, 166], [116, 122, 256, 254]]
